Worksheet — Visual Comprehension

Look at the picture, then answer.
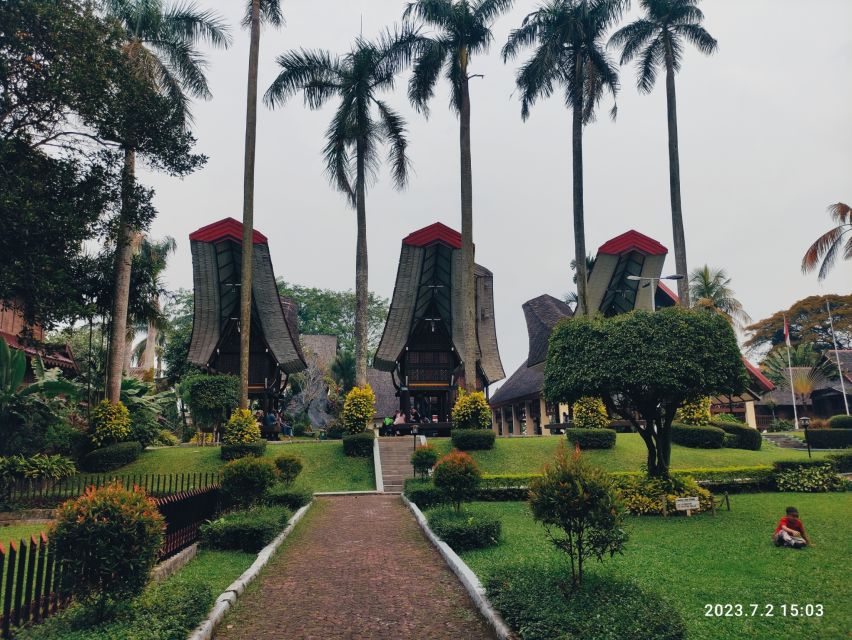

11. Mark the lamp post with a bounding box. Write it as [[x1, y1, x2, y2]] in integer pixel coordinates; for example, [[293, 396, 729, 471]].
[[800, 416, 811, 458], [626, 274, 685, 311]]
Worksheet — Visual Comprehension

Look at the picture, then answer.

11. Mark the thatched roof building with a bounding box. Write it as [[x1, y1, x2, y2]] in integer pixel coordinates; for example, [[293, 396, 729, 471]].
[[187, 218, 305, 404]]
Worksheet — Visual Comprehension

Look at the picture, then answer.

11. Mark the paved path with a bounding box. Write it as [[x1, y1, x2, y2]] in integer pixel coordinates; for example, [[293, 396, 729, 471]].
[[215, 495, 496, 640]]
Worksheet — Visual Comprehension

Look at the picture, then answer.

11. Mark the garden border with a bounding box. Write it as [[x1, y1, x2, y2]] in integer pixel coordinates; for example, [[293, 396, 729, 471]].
[[402, 494, 516, 640], [186, 501, 313, 640], [373, 435, 384, 493]]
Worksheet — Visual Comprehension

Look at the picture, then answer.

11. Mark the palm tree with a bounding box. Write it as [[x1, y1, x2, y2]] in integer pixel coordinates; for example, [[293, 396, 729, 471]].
[[503, 0, 625, 315], [801, 202, 852, 280], [239, 0, 284, 409], [404, 0, 515, 390], [265, 26, 421, 387], [101, 0, 230, 404], [137, 236, 176, 376], [689, 265, 751, 330], [762, 343, 835, 387], [610, 0, 717, 306]]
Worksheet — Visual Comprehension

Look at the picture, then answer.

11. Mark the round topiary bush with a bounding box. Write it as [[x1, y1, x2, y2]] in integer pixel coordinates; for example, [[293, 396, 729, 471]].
[[411, 444, 439, 478], [274, 453, 303, 485], [51, 484, 164, 612], [433, 450, 481, 511], [341, 385, 376, 434], [828, 414, 852, 429], [89, 400, 132, 447], [572, 396, 610, 430], [670, 423, 725, 448], [221, 457, 278, 508], [451, 428, 496, 450], [451, 390, 492, 430], [427, 507, 501, 550]]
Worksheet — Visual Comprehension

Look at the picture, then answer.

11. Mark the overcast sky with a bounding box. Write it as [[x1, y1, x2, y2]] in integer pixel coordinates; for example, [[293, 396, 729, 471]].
[[141, 0, 851, 382]]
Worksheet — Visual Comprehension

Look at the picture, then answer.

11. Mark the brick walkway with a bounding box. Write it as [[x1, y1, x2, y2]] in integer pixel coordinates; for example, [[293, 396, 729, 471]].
[[215, 495, 496, 640]]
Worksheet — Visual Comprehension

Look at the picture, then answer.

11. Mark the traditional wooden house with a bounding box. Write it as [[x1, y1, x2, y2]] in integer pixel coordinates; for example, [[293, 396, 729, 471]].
[[187, 218, 305, 406], [0, 301, 77, 383], [373, 223, 505, 426]]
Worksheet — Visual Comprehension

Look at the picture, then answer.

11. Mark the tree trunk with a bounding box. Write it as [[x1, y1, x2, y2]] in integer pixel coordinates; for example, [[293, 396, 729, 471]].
[[665, 47, 689, 306], [572, 58, 589, 315], [105, 148, 136, 404], [354, 137, 369, 388], [459, 51, 477, 391], [239, 0, 261, 409], [141, 295, 158, 374]]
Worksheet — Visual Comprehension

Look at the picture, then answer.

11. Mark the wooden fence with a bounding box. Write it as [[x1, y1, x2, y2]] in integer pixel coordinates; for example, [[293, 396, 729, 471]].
[[0, 484, 221, 637]]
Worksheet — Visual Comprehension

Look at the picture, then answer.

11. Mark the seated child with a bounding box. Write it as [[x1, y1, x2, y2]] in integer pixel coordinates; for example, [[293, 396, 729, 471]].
[[773, 507, 810, 548]]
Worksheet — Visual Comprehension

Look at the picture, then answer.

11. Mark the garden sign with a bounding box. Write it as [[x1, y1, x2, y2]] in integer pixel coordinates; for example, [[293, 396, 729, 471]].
[[675, 496, 700, 516]]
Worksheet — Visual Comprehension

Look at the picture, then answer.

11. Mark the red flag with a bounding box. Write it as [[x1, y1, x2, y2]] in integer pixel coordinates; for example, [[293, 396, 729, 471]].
[[784, 316, 791, 347]]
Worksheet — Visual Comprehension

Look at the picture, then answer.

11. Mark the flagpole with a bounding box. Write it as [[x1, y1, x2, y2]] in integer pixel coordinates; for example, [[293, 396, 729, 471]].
[[784, 315, 799, 429], [826, 301, 850, 415]]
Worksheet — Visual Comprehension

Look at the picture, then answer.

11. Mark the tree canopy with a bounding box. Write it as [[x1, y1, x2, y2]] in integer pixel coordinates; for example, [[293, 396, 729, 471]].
[[544, 307, 746, 476], [744, 294, 852, 354]]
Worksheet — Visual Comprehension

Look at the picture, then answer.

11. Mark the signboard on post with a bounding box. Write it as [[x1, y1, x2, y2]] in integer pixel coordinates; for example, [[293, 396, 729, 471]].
[[675, 496, 700, 516]]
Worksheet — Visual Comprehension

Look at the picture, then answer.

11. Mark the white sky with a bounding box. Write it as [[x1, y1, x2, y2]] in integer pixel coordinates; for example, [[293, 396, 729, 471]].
[[141, 0, 852, 381]]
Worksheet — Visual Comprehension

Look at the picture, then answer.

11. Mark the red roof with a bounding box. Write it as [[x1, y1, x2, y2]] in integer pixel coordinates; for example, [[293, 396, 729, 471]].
[[598, 230, 668, 256], [189, 217, 268, 245], [743, 358, 775, 392], [1, 331, 77, 371], [657, 281, 679, 302], [403, 222, 462, 249]]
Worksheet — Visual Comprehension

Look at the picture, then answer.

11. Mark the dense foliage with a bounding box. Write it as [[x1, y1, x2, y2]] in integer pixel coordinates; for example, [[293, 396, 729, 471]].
[[342, 432, 374, 457], [829, 415, 852, 429], [266, 484, 313, 510], [451, 390, 492, 430], [427, 507, 501, 550], [433, 450, 481, 511], [200, 506, 290, 553], [220, 441, 267, 461], [712, 421, 762, 450], [182, 375, 239, 433], [545, 308, 746, 477], [411, 444, 439, 478], [565, 428, 616, 449], [220, 457, 278, 508], [451, 428, 496, 450], [616, 474, 714, 516], [677, 397, 712, 425], [774, 464, 845, 492], [81, 442, 143, 472], [745, 294, 851, 352], [274, 453, 304, 486], [670, 423, 725, 449], [89, 400, 132, 447], [806, 429, 852, 449], [222, 409, 262, 445], [341, 385, 376, 433], [572, 396, 610, 429]]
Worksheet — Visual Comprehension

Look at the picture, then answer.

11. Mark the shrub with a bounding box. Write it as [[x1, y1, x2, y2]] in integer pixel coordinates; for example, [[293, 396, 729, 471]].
[[182, 374, 239, 432], [200, 506, 290, 553], [828, 451, 852, 472], [616, 474, 714, 516], [451, 428, 496, 450], [712, 421, 762, 450], [670, 422, 725, 448], [341, 385, 375, 434], [342, 431, 374, 457], [572, 396, 610, 429], [772, 459, 831, 472], [51, 484, 164, 610], [403, 478, 447, 508], [274, 453, 303, 485], [677, 397, 712, 425], [774, 464, 845, 492], [266, 484, 313, 510], [711, 412, 742, 424], [565, 428, 616, 449], [325, 420, 345, 439], [828, 415, 852, 429], [0, 453, 76, 481], [153, 429, 180, 447], [486, 566, 686, 640], [768, 418, 794, 432], [529, 446, 626, 585], [220, 440, 267, 461], [220, 457, 278, 508], [806, 429, 852, 449], [82, 441, 143, 472], [222, 408, 261, 445], [89, 400, 132, 447], [451, 390, 491, 430], [128, 408, 161, 448], [427, 507, 501, 550], [433, 450, 481, 511], [411, 444, 439, 478]]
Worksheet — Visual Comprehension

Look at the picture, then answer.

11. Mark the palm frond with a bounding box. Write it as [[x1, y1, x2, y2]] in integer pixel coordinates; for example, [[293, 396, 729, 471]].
[[163, 1, 232, 49], [242, 0, 285, 28], [403, 0, 457, 30], [408, 38, 448, 114], [801, 202, 852, 280], [322, 99, 356, 204], [673, 22, 716, 55], [265, 50, 343, 109], [152, 36, 212, 101], [609, 19, 657, 65], [375, 100, 411, 189], [473, 0, 516, 26]]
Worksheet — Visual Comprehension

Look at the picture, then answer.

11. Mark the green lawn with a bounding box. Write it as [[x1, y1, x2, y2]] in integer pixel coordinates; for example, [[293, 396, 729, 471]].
[[114, 441, 374, 492], [431, 434, 828, 475], [1, 522, 51, 547], [448, 493, 852, 640]]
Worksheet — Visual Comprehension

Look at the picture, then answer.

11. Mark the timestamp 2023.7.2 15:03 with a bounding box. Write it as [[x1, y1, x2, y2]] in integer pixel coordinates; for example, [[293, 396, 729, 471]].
[[704, 604, 824, 618]]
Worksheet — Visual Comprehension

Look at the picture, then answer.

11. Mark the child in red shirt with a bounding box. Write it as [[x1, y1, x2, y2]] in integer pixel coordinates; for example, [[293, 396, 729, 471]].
[[773, 507, 810, 548]]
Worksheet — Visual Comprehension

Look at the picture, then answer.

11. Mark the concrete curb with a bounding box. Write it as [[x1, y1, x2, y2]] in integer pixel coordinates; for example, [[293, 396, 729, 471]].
[[373, 436, 385, 493], [313, 490, 385, 496], [187, 501, 312, 640], [151, 543, 197, 583], [402, 494, 516, 640]]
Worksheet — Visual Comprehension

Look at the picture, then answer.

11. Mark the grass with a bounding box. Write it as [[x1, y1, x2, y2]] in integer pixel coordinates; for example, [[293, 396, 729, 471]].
[[431, 433, 828, 475], [447, 493, 852, 640], [0, 522, 51, 547], [112, 441, 374, 492]]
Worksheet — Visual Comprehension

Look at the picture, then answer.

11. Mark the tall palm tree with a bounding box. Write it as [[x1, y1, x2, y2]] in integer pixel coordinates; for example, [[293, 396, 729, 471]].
[[239, 0, 284, 409], [101, 0, 230, 404], [265, 26, 421, 387], [137, 235, 177, 375], [610, 0, 717, 306], [689, 265, 751, 330], [801, 202, 852, 280], [503, 0, 625, 315], [404, 0, 515, 390]]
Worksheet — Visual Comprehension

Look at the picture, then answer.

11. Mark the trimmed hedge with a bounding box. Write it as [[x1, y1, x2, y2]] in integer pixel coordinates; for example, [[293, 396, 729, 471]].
[[220, 440, 266, 461], [199, 506, 291, 553], [266, 485, 313, 510], [772, 459, 832, 472], [670, 423, 725, 449], [451, 428, 496, 450], [342, 432, 374, 457], [81, 441, 143, 471], [828, 451, 852, 472], [712, 421, 762, 450], [565, 428, 616, 449], [828, 415, 852, 429], [806, 429, 852, 449], [427, 507, 501, 550]]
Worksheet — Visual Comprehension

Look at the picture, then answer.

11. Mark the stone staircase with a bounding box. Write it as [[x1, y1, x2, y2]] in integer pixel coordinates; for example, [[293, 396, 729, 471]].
[[379, 438, 417, 493], [763, 433, 806, 449]]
